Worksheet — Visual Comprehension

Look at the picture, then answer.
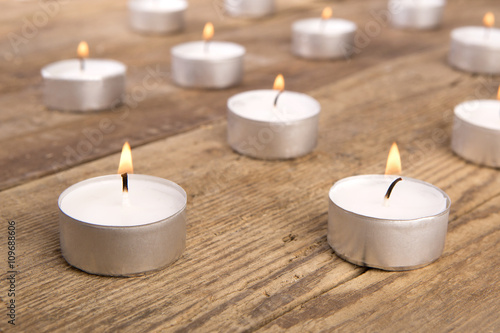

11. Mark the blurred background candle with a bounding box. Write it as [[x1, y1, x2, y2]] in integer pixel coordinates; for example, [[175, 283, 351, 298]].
[[389, 0, 446, 30], [58, 142, 187, 276], [171, 22, 245, 89], [227, 74, 320, 159], [292, 7, 357, 60], [41, 41, 126, 112], [328, 143, 451, 270], [224, 0, 275, 18], [128, 0, 187, 34], [449, 12, 500, 74], [451, 88, 500, 167]]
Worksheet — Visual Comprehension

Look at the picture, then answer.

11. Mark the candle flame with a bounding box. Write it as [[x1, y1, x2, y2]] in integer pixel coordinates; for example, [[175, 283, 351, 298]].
[[118, 142, 133, 174], [385, 142, 402, 175], [203, 22, 214, 41], [497, 86, 500, 100], [77, 41, 89, 59], [273, 74, 285, 92], [322, 7, 332, 20], [484, 12, 495, 28]]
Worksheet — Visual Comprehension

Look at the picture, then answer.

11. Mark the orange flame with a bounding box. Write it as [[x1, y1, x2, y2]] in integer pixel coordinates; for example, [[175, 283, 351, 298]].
[[497, 86, 500, 100], [322, 7, 332, 20], [77, 41, 89, 59], [273, 74, 285, 92], [118, 142, 133, 174], [385, 142, 401, 175], [203, 22, 214, 41], [484, 12, 495, 28]]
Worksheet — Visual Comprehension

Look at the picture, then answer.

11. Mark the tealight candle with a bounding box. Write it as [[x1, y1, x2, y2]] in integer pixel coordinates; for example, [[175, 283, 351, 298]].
[[291, 7, 357, 60], [449, 12, 500, 74], [328, 143, 451, 270], [451, 94, 500, 167], [128, 0, 187, 34], [227, 75, 320, 159], [58, 143, 187, 276], [171, 22, 245, 89], [41, 42, 126, 112], [389, 0, 446, 30], [224, 0, 275, 18]]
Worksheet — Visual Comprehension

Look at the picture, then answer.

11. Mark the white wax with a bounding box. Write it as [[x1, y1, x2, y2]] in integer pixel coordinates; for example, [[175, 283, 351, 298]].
[[330, 175, 448, 220], [41, 59, 126, 81], [451, 26, 500, 47], [228, 90, 320, 122], [129, 0, 187, 12], [292, 18, 356, 35], [171, 41, 246, 61], [455, 100, 500, 131], [59, 175, 186, 227], [391, 0, 445, 8]]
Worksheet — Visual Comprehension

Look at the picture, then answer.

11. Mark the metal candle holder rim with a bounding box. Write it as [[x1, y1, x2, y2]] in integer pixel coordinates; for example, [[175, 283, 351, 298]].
[[128, 0, 188, 12], [329, 175, 451, 223], [227, 90, 321, 124], [58, 174, 187, 229], [454, 100, 500, 134], [292, 18, 357, 36], [451, 26, 500, 50], [41, 59, 127, 81], [171, 42, 246, 62]]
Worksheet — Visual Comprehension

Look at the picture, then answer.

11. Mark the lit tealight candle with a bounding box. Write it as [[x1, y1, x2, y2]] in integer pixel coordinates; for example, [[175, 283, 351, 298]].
[[58, 142, 187, 276], [291, 7, 357, 60], [128, 0, 187, 34], [41, 42, 126, 112], [328, 143, 451, 270], [227, 74, 321, 159], [171, 22, 246, 89], [449, 12, 500, 74], [451, 87, 500, 167], [224, 0, 275, 18], [389, 0, 446, 30]]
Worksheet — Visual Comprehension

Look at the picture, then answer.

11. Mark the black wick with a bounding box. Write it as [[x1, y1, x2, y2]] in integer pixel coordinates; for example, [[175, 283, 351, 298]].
[[121, 173, 128, 193], [274, 91, 283, 107], [384, 177, 403, 200]]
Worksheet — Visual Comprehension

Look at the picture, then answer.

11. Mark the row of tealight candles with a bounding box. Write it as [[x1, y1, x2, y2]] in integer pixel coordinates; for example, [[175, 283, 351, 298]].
[[51, 2, 500, 276]]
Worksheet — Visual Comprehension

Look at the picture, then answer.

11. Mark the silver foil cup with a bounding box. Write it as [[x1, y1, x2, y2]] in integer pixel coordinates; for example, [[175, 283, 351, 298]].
[[224, 0, 275, 18], [291, 18, 357, 60], [41, 59, 126, 112], [451, 100, 500, 167], [448, 27, 500, 74], [328, 176, 451, 271], [389, 0, 445, 30], [227, 90, 320, 159], [171, 41, 245, 89], [128, 0, 187, 34], [58, 175, 187, 276]]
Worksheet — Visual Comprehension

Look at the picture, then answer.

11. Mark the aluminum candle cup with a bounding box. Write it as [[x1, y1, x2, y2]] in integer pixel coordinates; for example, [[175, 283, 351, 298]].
[[389, 0, 446, 30], [451, 100, 500, 167], [128, 0, 187, 34], [41, 59, 126, 112], [58, 175, 187, 276], [224, 0, 275, 18], [171, 41, 245, 89], [227, 90, 320, 159], [449, 27, 500, 74], [328, 175, 451, 271], [292, 18, 357, 60]]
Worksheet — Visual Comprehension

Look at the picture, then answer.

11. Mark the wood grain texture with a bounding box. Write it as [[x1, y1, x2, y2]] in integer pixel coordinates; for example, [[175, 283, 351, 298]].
[[0, 0, 499, 332]]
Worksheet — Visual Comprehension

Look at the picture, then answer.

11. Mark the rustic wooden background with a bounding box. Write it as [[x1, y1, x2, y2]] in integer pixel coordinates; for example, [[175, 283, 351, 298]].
[[0, 0, 499, 331]]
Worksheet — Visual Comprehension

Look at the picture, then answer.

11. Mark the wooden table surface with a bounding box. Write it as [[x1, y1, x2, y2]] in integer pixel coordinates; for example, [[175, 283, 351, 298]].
[[1, 0, 499, 331]]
